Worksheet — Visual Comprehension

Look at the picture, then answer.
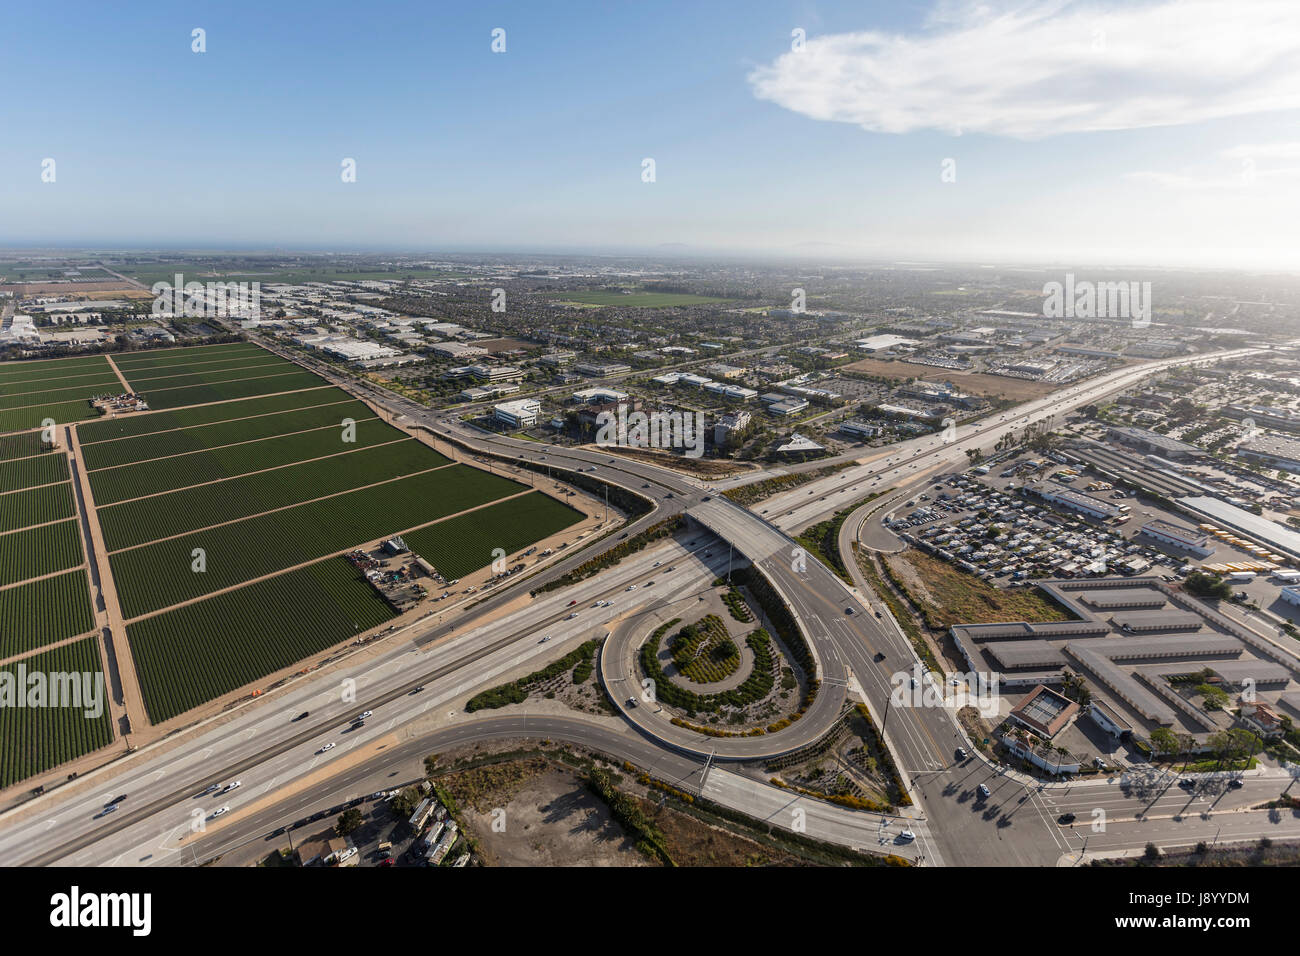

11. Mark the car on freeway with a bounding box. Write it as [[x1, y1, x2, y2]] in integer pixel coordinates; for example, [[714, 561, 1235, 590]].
[[211, 806, 230, 818], [645, 580, 655, 587], [223, 781, 242, 793], [873, 651, 886, 661], [108, 794, 126, 805], [898, 830, 916, 842], [200, 784, 220, 796], [625, 697, 638, 709], [845, 607, 855, 615], [567, 599, 578, 607], [292, 711, 309, 722], [410, 685, 425, 694], [567, 612, 578, 619], [99, 805, 118, 817], [539, 635, 551, 643], [626, 584, 637, 591], [1057, 813, 1076, 824], [653, 561, 661, 567], [357, 711, 372, 720], [318, 743, 336, 753]]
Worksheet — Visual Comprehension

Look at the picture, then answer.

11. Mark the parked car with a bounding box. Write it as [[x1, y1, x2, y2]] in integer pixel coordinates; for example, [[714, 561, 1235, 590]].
[[1057, 813, 1077, 824]]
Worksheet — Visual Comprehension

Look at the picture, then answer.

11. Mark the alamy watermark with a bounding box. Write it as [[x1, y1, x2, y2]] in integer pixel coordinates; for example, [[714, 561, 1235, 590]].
[[1042, 273, 1150, 328], [152, 273, 262, 321], [594, 403, 705, 458], [0, 666, 104, 719]]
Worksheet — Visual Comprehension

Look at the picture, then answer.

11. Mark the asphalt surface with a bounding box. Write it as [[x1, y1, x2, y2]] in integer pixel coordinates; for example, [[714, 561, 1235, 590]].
[[5, 341, 1289, 868]]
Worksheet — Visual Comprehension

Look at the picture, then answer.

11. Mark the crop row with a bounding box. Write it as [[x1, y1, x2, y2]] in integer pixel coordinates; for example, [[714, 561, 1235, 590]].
[[112, 342, 264, 373], [0, 375, 121, 411], [0, 453, 69, 494], [0, 399, 98, 433], [88, 417, 395, 506], [0, 354, 112, 383], [100, 438, 451, 550], [0, 431, 56, 463], [121, 355, 296, 391], [0, 637, 114, 787], [138, 368, 325, 410], [127, 557, 396, 723], [0, 482, 76, 534], [110, 465, 526, 619], [0, 520, 85, 588], [81, 397, 373, 472], [0, 570, 96, 659], [0, 368, 121, 397], [401, 491, 584, 581], [77, 385, 343, 443]]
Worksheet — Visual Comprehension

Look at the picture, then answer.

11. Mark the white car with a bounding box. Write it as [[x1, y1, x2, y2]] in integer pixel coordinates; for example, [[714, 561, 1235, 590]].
[[977, 784, 991, 797], [357, 711, 372, 721], [567, 612, 578, 619], [626, 584, 637, 591], [223, 781, 242, 793], [898, 830, 916, 842], [337, 847, 358, 862], [539, 635, 551, 643], [319, 743, 336, 753], [211, 806, 230, 818]]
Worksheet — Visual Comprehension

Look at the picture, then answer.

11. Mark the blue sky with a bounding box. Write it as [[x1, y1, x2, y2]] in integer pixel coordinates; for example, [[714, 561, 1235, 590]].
[[2, 0, 1298, 269]]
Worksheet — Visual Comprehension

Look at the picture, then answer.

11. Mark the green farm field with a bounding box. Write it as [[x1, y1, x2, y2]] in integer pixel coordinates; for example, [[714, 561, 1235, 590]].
[[110, 466, 528, 619], [0, 520, 85, 588], [87, 418, 400, 505], [76, 386, 343, 443], [0, 637, 114, 787], [0, 453, 69, 494], [126, 557, 397, 724], [0, 482, 76, 533], [401, 490, 584, 580], [0, 570, 95, 659], [0, 354, 118, 432], [79, 397, 375, 472], [98, 438, 451, 550]]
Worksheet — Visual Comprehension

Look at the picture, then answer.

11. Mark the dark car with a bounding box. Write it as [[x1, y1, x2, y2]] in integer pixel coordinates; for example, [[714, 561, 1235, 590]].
[[873, 651, 886, 661], [1228, 779, 1243, 789], [292, 711, 309, 722], [107, 795, 127, 806], [1057, 813, 1076, 824], [411, 685, 426, 694]]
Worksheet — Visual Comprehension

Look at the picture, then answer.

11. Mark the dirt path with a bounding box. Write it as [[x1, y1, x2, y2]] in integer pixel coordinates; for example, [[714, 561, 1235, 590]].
[[102, 354, 132, 393], [67, 422, 149, 736]]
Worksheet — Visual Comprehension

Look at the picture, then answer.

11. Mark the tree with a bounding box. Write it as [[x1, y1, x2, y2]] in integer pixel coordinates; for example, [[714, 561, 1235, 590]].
[[1150, 727, 1179, 756], [423, 754, 441, 778], [1144, 842, 1160, 861], [336, 808, 363, 836]]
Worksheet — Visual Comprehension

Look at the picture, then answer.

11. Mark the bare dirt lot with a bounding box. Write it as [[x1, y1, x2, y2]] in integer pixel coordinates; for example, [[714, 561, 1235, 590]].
[[445, 758, 650, 866], [843, 358, 1058, 401]]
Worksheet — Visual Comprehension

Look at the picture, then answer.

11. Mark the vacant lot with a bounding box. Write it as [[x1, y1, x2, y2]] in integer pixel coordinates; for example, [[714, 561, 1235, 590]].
[[885, 549, 1073, 629], [843, 357, 1058, 401], [445, 760, 649, 867]]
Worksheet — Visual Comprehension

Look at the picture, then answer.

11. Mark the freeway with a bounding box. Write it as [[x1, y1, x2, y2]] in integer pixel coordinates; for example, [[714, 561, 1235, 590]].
[[3, 341, 1284, 867]]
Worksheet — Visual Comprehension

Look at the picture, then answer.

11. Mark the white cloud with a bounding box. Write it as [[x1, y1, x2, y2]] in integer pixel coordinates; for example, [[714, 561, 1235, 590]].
[[747, 0, 1300, 139]]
